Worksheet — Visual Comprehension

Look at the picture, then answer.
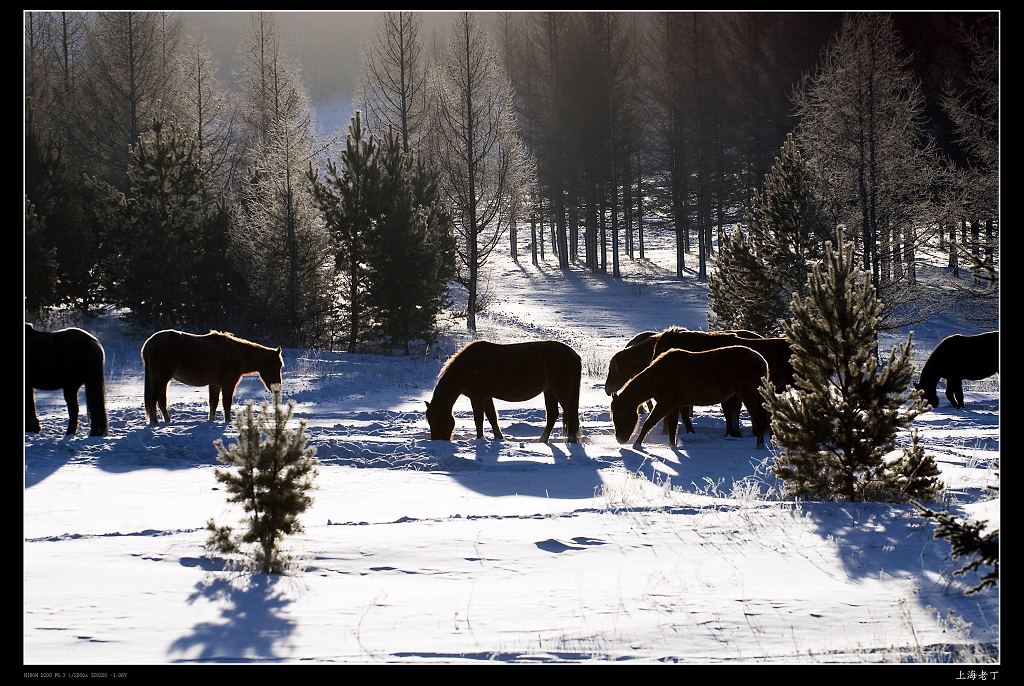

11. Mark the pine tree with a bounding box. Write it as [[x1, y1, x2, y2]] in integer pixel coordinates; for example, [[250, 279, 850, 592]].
[[364, 130, 455, 349], [93, 118, 205, 325], [707, 228, 777, 334], [207, 400, 318, 575], [309, 111, 380, 353], [708, 134, 829, 335], [25, 197, 58, 314], [762, 236, 941, 501]]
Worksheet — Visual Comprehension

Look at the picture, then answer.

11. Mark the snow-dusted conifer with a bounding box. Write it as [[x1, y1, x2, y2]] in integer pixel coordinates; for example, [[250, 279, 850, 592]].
[[762, 235, 940, 501]]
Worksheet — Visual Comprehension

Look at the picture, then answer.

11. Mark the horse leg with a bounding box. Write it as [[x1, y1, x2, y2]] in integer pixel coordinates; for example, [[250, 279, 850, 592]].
[[636, 402, 671, 447], [223, 380, 237, 423], [945, 379, 961, 409], [679, 405, 695, 434], [63, 385, 80, 436], [208, 385, 221, 422], [738, 391, 766, 449], [158, 381, 170, 423], [948, 379, 965, 409], [144, 368, 157, 425], [562, 396, 581, 445], [540, 391, 560, 443], [26, 385, 41, 433], [663, 407, 679, 445], [485, 398, 504, 441], [470, 397, 486, 439], [723, 396, 743, 438]]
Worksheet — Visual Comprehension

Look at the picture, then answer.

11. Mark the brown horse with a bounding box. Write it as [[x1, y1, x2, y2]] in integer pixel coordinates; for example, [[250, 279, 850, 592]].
[[425, 340, 582, 443], [26, 323, 108, 437], [611, 346, 769, 448], [916, 331, 999, 409], [604, 335, 659, 397], [142, 330, 283, 424], [653, 328, 790, 439]]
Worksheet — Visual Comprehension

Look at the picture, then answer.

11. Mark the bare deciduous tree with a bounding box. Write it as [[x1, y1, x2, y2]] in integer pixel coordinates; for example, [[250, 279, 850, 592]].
[[355, 11, 429, 154], [431, 12, 529, 332]]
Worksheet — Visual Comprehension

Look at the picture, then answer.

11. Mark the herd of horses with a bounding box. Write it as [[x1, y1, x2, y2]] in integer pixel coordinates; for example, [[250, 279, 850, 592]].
[[26, 322, 999, 448]]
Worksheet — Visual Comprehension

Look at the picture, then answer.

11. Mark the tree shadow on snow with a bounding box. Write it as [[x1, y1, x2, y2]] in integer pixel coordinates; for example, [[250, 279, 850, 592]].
[[168, 575, 297, 662], [798, 502, 999, 638]]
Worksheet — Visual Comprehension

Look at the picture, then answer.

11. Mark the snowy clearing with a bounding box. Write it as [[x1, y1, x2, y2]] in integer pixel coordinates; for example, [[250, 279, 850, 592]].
[[24, 233, 999, 664]]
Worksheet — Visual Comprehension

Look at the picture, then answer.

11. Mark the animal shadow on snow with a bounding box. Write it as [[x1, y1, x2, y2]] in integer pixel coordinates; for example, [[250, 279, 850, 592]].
[[93, 415, 236, 474], [425, 430, 601, 500], [169, 575, 297, 662]]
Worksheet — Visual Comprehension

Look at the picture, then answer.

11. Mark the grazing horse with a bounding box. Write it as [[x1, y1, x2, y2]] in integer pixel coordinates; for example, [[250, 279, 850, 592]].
[[611, 346, 769, 448], [26, 323, 108, 437], [605, 335, 659, 398], [916, 331, 999, 409], [142, 330, 283, 424], [426, 340, 582, 443], [653, 328, 790, 440], [623, 331, 658, 348], [605, 329, 767, 436]]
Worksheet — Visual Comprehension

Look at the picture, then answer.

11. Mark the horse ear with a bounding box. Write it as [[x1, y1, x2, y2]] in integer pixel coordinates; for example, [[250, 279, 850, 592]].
[[276, 346, 282, 354], [424, 401, 431, 409]]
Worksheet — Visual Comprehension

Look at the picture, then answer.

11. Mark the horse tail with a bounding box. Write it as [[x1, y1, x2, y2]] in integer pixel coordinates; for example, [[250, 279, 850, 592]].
[[565, 352, 583, 443], [86, 341, 108, 436], [142, 341, 154, 423]]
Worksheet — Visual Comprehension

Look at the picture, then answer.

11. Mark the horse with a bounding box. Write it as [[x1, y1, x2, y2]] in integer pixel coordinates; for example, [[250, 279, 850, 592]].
[[141, 330, 283, 424], [425, 340, 582, 443], [916, 331, 999, 409], [605, 328, 767, 436], [652, 328, 790, 440], [623, 331, 658, 348], [26, 323, 108, 437], [604, 335, 659, 398], [611, 346, 769, 448]]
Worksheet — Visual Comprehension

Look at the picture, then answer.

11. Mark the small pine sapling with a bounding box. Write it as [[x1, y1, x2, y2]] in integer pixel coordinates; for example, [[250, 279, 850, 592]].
[[207, 400, 318, 574]]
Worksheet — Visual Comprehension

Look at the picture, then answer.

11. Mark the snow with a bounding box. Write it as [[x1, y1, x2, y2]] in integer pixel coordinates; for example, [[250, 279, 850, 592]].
[[24, 231, 999, 664]]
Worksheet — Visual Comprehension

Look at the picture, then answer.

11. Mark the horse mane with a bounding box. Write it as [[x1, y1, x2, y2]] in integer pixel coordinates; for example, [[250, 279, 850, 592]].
[[659, 326, 690, 335], [208, 329, 278, 352], [437, 340, 478, 380]]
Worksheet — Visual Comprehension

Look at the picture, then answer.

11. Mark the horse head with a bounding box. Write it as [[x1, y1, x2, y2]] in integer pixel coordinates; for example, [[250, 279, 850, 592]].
[[913, 382, 938, 411], [425, 400, 455, 440], [258, 346, 284, 396], [609, 392, 639, 444]]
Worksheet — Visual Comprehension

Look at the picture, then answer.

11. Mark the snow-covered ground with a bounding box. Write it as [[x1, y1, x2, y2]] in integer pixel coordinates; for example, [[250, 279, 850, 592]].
[[24, 230, 999, 664]]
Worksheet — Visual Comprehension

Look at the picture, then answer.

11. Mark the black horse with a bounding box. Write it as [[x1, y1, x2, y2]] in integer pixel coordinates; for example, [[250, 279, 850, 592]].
[[26, 323, 108, 436], [916, 331, 999, 409]]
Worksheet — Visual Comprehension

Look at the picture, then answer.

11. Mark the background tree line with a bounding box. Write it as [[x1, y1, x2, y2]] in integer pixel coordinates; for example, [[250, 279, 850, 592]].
[[25, 11, 998, 341]]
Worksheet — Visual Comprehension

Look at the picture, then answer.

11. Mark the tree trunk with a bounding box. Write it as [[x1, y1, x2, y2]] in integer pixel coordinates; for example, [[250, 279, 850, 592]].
[[530, 206, 538, 266], [637, 151, 644, 260], [948, 221, 959, 277], [623, 154, 633, 259], [569, 201, 579, 263]]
